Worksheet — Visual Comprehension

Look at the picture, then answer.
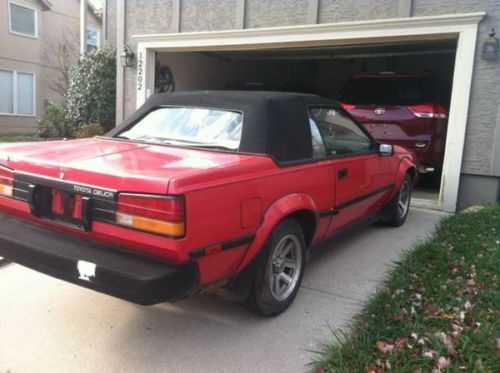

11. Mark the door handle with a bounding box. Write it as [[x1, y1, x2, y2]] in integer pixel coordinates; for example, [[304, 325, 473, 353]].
[[337, 168, 348, 179]]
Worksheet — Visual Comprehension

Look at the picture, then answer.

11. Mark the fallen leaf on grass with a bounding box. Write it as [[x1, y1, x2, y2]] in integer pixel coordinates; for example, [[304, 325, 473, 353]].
[[435, 332, 457, 355], [375, 341, 394, 353], [422, 350, 438, 359], [395, 336, 408, 347], [433, 356, 450, 372]]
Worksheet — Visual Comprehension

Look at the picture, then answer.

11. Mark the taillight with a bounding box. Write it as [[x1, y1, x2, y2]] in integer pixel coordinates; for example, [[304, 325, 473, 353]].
[[341, 103, 356, 111], [116, 193, 185, 237], [0, 166, 14, 198], [408, 104, 447, 119]]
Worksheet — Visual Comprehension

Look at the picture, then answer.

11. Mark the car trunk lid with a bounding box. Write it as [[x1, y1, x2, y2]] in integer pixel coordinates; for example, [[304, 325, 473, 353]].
[[0, 137, 250, 194]]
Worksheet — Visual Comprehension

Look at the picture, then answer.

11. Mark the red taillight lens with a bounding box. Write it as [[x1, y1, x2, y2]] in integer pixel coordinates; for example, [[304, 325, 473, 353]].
[[408, 103, 448, 119], [341, 103, 356, 111], [0, 166, 14, 197], [116, 194, 185, 237], [433, 104, 448, 119]]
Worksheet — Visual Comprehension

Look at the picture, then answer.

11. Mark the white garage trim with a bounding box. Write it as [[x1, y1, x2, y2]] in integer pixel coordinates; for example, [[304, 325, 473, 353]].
[[132, 12, 484, 213]]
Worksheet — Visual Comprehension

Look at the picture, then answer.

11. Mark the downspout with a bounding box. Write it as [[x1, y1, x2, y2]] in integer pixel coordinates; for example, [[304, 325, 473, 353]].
[[115, 0, 125, 125], [398, 0, 412, 17], [80, 0, 88, 54], [102, 0, 107, 44]]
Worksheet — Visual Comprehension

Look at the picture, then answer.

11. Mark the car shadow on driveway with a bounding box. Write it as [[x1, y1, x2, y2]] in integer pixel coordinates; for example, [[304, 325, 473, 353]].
[[0, 208, 445, 373]]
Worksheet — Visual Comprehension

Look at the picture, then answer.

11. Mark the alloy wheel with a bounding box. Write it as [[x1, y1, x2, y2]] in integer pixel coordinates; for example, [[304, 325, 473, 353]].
[[398, 180, 410, 218], [268, 234, 303, 301]]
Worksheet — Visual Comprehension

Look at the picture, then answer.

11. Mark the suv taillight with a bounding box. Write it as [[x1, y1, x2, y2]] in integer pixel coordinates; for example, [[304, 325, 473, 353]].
[[0, 166, 14, 197], [116, 194, 185, 237], [341, 103, 356, 111], [408, 104, 447, 119]]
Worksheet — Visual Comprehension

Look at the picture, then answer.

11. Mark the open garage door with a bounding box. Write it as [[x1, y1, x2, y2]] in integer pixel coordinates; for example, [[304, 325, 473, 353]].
[[132, 13, 483, 212], [154, 41, 456, 207]]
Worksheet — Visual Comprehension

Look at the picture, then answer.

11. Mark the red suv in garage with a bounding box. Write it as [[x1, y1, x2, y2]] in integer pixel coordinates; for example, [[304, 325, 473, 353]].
[[338, 72, 448, 176]]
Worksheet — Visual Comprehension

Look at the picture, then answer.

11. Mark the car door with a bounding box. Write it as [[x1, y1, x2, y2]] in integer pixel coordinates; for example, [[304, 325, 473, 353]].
[[309, 107, 394, 235]]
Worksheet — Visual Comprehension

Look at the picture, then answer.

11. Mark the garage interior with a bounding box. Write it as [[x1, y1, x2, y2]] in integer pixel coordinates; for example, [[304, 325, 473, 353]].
[[154, 39, 458, 206]]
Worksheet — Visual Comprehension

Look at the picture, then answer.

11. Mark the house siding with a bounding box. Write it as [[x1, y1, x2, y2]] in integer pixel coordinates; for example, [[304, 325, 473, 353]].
[[318, 0, 400, 23], [245, 0, 309, 28], [106, 0, 117, 46], [108, 0, 500, 208], [181, 0, 236, 32], [0, 0, 102, 134]]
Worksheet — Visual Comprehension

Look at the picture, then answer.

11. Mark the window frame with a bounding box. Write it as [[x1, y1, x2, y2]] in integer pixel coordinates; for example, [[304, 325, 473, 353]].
[[308, 105, 378, 160], [0, 68, 36, 117], [86, 26, 101, 53], [8, 1, 38, 39]]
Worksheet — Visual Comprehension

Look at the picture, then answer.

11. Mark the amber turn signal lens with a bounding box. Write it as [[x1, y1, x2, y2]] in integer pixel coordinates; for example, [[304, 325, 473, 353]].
[[0, 184, 13, 197], [0, 166, 14, 197], [116, 212, 185, 237]]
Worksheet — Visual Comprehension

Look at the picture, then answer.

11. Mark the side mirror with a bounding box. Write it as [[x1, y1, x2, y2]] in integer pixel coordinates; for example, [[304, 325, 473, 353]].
[[379, 143, 394, 156]]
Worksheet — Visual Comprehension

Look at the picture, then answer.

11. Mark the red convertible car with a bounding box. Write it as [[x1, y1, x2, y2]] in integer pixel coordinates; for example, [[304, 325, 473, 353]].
[[0, 91, 416, 315]]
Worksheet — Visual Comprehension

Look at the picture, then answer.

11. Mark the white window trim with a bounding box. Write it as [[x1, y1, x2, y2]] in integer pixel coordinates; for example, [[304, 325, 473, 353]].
[[132, 12, 485, 213], [8, 0, 39, 39], [87, 26, 101, 50], [0, 68, 36, 117]]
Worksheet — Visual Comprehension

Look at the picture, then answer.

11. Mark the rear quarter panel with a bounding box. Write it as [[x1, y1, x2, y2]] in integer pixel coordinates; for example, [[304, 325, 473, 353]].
[[170, 156, 335, 284]]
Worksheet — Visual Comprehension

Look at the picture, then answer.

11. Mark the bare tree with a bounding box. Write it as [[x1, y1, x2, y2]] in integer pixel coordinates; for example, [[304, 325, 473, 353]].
[[42, 27, 80, 100]]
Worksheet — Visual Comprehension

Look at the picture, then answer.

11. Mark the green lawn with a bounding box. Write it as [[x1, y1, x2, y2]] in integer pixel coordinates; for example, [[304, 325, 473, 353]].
[[0, 134, 39, 142], [314, 205, 500, 372]]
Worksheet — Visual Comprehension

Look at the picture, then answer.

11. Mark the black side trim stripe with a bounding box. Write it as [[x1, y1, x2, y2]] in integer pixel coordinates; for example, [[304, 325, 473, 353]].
[[189, 234, 255, 259], [319, 209, 340, 218], [318, 183, 394, 218], [336, 183, 394, 210]]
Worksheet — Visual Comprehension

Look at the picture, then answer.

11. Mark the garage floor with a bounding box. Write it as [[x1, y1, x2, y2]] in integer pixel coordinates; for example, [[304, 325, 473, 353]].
[[0, 208, 446, 373]]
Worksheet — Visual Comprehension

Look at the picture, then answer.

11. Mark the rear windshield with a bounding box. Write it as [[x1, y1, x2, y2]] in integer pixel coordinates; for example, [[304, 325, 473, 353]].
[[338, 77, 434, 105], [118, 107, 243, 150]]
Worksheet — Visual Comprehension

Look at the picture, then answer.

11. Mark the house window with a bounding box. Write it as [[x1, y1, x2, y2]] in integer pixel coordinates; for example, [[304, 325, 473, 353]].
[[9, 2, 37, 38], [0, 69, 35, 116], [87, 27, 100, 53]]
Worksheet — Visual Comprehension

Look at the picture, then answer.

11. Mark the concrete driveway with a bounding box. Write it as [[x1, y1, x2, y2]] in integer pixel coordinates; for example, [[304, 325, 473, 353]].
[[0, 208, 445, 373]]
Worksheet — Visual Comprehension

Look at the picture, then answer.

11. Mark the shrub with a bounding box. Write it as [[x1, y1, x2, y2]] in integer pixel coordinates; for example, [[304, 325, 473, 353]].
[[66, 46, 116, 132], [38, 104, 74, 138], [76, 123, 105, 138]]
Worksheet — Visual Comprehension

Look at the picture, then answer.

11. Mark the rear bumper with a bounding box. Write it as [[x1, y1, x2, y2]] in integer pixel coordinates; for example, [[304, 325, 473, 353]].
[[0, 214, 199, 305]]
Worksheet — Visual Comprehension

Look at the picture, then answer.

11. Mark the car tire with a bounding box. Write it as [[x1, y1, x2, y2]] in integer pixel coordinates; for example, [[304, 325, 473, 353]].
[[246, 219, 306, 316], [382, 174, 412, 227]]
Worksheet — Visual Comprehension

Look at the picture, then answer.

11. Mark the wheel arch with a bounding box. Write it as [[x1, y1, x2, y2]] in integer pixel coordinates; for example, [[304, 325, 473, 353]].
[[287, 209, 317, 248], [236, 193, 318, 273], [406, 165, 417, 183]]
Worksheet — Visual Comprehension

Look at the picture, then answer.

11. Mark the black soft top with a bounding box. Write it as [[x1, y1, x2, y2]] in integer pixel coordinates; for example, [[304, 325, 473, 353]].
[[108, 91, 340, 163]]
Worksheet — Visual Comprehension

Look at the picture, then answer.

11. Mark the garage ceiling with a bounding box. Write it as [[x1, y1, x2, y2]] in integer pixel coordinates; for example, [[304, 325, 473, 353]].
[[202, 40, 457, 61]]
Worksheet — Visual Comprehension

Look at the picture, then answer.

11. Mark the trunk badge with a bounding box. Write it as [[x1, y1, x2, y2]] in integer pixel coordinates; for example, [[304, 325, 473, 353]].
[[374, 108, 385, 115], [59, 172, 65, 180]]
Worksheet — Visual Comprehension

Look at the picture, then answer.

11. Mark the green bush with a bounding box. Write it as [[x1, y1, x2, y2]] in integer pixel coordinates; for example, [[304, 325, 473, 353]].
[[66, 46, 116, 132], [37, 104, 74, 138], [76, 123, 105, 138]]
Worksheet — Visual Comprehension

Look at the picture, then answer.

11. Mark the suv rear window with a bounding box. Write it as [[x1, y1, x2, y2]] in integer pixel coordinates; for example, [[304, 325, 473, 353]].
[[338, 77, 434, 105]]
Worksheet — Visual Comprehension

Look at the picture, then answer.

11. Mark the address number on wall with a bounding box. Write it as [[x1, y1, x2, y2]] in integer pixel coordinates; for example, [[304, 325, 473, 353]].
[[137, 51, 144, 91]]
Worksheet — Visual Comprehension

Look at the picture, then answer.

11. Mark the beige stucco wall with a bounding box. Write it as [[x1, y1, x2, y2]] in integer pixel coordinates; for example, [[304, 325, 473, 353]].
[[0, 0, 101, 134]]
